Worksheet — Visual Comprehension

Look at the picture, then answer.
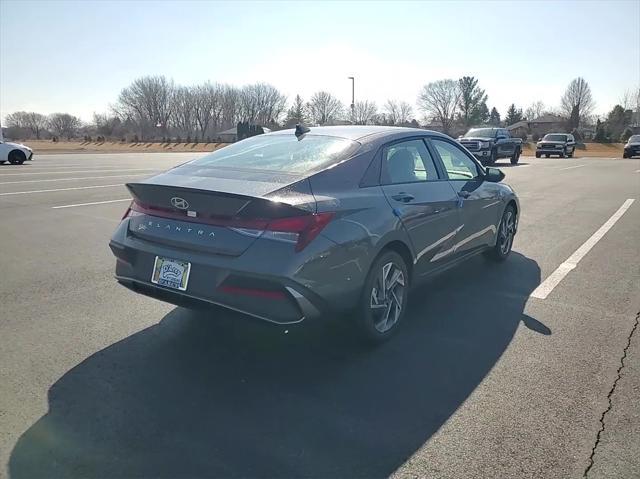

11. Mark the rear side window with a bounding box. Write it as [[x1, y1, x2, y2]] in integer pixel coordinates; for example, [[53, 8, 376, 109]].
[[382, 139, 439, 184], [431, 139, 481, 180], [189, 134, 359, 174]]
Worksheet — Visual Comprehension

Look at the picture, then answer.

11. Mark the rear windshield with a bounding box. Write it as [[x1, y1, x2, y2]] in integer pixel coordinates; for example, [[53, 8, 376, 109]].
[[188, 134, 359, 173], [464, 128, 496, 138], [543, 134, 567, 141]]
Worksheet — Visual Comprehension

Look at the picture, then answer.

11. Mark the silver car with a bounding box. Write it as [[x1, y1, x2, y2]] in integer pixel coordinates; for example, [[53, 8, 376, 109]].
[[110, 126, 519, 343]]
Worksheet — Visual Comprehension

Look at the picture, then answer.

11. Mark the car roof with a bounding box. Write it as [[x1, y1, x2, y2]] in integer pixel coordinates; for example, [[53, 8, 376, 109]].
[[266, 125, 444, 142]]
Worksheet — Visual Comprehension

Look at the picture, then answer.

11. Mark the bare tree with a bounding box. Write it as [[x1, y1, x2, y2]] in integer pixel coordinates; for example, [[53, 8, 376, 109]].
[[192, 82, 223, 139], [350, 100, 377, 125], [561, 77, 595, 129], [524, 101, 545, 120], [238, 83, 287, 126], [307, 91, 343, 125], [384, 100, 413, 125], [220, 86, 240, 131], [620, 87, 640, 126], [48, 113, 82, 139], [115, 75, 175, 138], [417, 79, 460, 134], [171, 86, 197, 138], [93, 113, 123, 137], [24, 112, 48, 139], [5, 111, 29, 129]]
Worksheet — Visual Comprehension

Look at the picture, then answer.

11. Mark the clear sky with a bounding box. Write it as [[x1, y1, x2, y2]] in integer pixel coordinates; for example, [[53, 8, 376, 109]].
[[1, 0, 639, 122]]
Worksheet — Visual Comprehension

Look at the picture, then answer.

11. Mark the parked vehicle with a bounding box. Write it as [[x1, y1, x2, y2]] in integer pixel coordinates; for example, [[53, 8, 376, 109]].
[[458, 128, 522, 165], [0, 139, 33, 164], [535, 133, 576, 158], [110, 126, 519, 343], [623, 134, 640, 158]]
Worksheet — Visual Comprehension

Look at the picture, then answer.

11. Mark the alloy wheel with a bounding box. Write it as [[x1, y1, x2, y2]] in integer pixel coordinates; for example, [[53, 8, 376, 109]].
[[370, 262, 406, 333], [499, 210, 515, 255]]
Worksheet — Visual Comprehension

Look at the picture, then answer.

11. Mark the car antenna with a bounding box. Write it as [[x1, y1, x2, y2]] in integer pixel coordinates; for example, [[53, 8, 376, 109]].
[[295, 123, 310, 141]]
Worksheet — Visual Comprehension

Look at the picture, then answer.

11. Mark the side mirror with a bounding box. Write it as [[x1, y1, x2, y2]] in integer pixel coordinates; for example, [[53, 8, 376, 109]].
[[484, 167, 505, 183]]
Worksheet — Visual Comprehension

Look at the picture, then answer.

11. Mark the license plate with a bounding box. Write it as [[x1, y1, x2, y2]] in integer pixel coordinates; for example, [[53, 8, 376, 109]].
[[151, 256, 191, 291]]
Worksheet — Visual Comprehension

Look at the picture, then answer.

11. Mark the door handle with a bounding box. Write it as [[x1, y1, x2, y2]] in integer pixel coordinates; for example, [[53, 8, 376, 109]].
[[457, 191, 471, 199], [391, 192, 415, 203]]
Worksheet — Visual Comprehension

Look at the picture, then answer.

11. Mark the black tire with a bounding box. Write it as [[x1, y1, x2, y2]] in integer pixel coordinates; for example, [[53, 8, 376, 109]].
[[356, 250, 410, 344], [545, 154, 550, 158], [488, 148, 497, 165], [535, 152, 541, 158], [623, 153, 629, 159], [485, 205, 516, 262], [0, 160, 5, 164], [510, 147, 520, 165], [567, 150, 574, 158], [8, 150, 26, 165]]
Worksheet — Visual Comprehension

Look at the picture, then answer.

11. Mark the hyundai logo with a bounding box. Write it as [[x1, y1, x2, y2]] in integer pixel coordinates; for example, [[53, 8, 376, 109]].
[[171, 197, 189, 210]]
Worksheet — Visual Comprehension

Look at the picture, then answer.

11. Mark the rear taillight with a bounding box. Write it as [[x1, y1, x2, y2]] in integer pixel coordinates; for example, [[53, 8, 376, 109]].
[[120, 201, 133, 220], [265, 213, 334, 252], [121, 201, 144, 221]]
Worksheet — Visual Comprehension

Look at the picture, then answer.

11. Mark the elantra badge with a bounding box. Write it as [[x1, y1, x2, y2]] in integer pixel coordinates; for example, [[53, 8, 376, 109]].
[[171, 197, 189, 210]]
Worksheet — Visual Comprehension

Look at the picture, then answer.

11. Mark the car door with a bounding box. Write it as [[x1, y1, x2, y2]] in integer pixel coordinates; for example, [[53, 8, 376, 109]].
[[379, 138, 460, 275], [429, 137, 502, 258], [497, 129, 514, 157]]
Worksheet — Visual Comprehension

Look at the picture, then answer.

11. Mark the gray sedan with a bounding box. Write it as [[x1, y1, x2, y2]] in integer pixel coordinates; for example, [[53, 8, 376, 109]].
[[110, 126, 519, 343]]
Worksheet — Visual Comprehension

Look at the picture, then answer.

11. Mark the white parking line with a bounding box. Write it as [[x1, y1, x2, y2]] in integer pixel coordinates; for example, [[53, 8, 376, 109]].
[[0, 184, 123, 196], [635, 170, 640, 173], [557, 164, 586, 171], [531, 198, 635, 299], [0, 174, 148, 185], [0, 168, 157, 176], [52, 198, 131, 209]]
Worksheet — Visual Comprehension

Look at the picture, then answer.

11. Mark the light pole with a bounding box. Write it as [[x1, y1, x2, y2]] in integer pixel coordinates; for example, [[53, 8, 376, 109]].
[[348, 76, 355, 116]]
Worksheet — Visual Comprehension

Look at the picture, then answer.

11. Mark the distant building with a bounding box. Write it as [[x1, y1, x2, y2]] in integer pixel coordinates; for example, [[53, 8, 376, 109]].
[[506, 114, 567, 138], [506, 120, 529, 138], [217, 126, 271, 143]]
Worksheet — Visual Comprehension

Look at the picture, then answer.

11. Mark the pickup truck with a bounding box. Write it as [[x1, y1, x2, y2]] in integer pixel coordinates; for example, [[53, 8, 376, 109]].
[[458, 127, 522, 165]]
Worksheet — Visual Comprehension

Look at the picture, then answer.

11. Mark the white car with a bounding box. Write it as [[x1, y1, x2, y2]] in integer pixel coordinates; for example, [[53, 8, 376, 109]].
[[0, 140, 33, 164]]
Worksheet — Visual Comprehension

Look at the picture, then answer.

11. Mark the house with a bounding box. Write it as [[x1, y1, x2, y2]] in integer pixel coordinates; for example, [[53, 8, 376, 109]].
[[527, 114, 567, 136], [506, 120, 529, 138], [506, 114, 568, 138]]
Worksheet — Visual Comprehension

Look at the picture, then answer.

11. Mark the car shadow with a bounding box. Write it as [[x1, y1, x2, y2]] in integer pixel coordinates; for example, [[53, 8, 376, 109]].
[[495, 161, 530, 168], [9, 252, 544, 478]]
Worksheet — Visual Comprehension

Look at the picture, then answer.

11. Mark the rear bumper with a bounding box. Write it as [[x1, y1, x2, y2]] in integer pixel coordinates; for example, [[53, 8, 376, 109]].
[[110, 239, 325, 325], [115, 274, 321, 325], [108, 218, 364, 325]]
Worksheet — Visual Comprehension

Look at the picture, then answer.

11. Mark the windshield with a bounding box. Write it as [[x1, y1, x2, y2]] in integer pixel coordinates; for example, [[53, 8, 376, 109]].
[[464, 128, 497, 138], [543, 134, 567, 141], [188, 134, 359, 174], [628, 135, 640, 143]]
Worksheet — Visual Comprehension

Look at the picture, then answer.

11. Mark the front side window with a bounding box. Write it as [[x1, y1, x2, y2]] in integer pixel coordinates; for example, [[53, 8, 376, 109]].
[[431, 139, 481, 180], [382, 139, 439, 184]]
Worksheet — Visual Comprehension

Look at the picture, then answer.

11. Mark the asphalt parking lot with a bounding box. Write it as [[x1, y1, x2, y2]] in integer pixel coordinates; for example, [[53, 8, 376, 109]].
[[1, 152, 639, 478]]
